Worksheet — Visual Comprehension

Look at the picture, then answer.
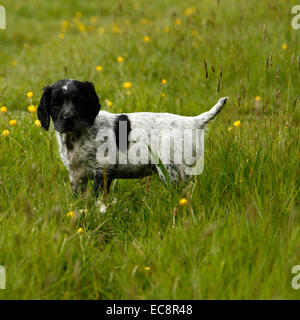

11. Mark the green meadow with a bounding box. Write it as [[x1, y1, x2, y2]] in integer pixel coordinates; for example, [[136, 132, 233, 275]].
[[0, 0, 299, 299]]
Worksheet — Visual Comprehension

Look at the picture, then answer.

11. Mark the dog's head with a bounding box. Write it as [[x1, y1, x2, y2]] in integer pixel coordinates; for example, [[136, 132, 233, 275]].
[[37, 79, 101, 133]]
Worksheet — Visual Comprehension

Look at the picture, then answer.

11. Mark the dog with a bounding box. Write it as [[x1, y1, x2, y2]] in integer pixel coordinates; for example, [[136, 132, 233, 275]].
[[37, 79, 227, 195]]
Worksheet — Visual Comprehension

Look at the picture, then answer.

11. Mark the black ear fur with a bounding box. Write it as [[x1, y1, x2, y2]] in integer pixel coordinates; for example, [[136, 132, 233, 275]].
[[37, 85, 52, 131], [83, 81, 101, 122]]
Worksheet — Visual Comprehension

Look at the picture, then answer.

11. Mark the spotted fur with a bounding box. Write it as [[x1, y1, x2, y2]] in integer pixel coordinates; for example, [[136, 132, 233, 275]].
[[38, 79, 227, 195]]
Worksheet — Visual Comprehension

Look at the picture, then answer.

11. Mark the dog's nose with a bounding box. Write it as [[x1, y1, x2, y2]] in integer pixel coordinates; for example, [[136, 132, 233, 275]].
[[62, 112, 74, 122]]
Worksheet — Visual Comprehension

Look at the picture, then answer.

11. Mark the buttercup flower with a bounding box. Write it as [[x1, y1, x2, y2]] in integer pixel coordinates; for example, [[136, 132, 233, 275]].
[[112, 25, 120, 33], [2, 130, 9, 137], [175, 18, 182, 25], [61, 20, 70, 28], [77, 227, 84, 234], [27, 91, 34, 99], [123, 82, 132, 90], [184, 6, 197, 16], [59, 33, 65, 39], [117, 56, 124, 63], [161, 78, 167, 85], [98, 27, 104, 34], [96, 65, 103, 72], [0, 106, 7, 113], [233, 120, 241, 127], [9, 120, 17, 126], [28, 105, 37, 113], [90, 16, 97, 23], [282, 43, 288, 51], [105, 100, 113, 107], [11, 61, 17, 67], [179, 198, 187, 206], [143, 36, 151, 43], [144, 266, 151, 275], [161, 93, 166, 98], [164, 26, 170, 33], [255, 96, 261, 101], [67, 211, 75, 218], [35, 119, 41, 127], [78, 23, 86, 32]]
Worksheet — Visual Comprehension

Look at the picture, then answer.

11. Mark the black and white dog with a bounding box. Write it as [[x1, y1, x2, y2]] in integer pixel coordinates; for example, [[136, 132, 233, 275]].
[[38, 79, 227, 195]]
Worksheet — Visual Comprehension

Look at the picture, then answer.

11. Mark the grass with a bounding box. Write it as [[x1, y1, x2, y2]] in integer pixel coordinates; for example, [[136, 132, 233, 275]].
[[0, 0, 299, 299]]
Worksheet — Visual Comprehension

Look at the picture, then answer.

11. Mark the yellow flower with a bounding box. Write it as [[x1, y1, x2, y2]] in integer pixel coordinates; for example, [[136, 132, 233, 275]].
[[78, 23, 86, 32], [175, 18, 182, 25], [161, 93, 166, 98], [143, 36, 151, 43], [61, 20, 70, 28], [161, 78, 167, 85], [96, 65, 103, 72], [184, 6, 197, 16], [179, 198, 188, 206], [11, 60, 17, 67], [282, 43, 288, 51], [164, 26, 170, 33], [9, 119, 17, 126], [67, 211, 75, 218], [59, 33, 65, 39], [233, 120, 241, 127], [77, 227, 84, 234], [105, 100, 113, 107], [144, 266, 151, 275], [0, 106, 7, 113], [123, 82, 132, 90], [117, 56, 124, 63], [228, 127, 232, 132], [2, 130, 9, 137], [27, 105, 37, 113], [255, 96, 261, 101], [112, 25, 120, 33], [27, 91, 34, 99], [90, 16, 97, 23], [75, 11, 82, 18], [84, 208, 89, 214], [34, 119, 41, 127], [97, 27, 104, 34]]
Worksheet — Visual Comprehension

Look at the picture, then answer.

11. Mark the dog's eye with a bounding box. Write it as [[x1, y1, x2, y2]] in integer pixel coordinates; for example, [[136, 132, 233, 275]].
[[52, 98, 63, 106], [72, 96, 85, 104]]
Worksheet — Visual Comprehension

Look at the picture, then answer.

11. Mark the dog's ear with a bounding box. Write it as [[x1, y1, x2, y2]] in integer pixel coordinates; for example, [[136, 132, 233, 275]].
[[37, 85, 52, 131], [83, 81, 101, 122]]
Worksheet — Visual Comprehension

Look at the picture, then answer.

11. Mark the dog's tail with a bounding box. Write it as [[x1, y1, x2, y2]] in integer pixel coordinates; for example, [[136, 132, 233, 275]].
[[197, 97, 228, 128]]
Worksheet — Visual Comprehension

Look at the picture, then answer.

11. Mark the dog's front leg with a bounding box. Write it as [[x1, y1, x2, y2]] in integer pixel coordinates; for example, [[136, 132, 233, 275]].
[[70, 174, 89, 197], [93, 172, 112, 197]]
